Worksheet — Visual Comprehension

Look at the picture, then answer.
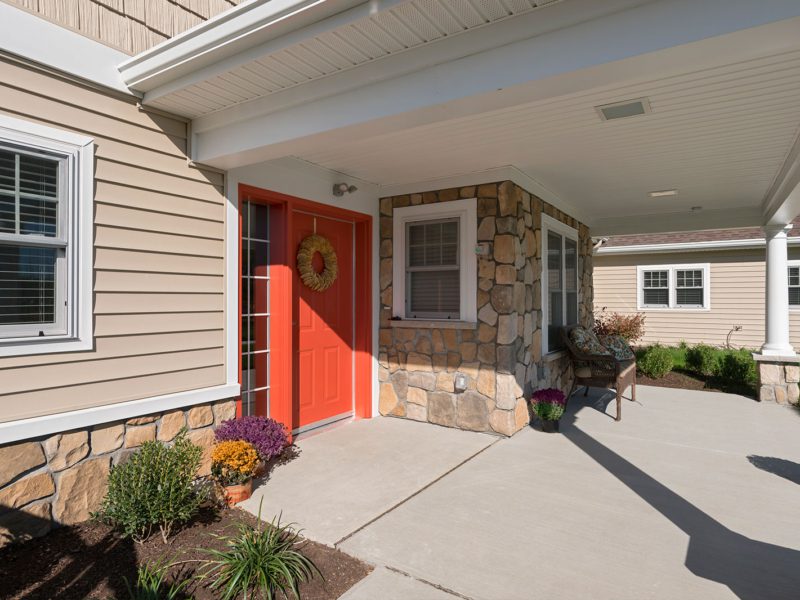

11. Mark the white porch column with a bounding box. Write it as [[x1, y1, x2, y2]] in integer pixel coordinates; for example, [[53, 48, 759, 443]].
[[761, 224, 795, 356]]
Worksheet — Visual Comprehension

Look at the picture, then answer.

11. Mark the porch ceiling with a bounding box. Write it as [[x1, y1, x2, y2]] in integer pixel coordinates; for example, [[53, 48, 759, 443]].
[[298, 48, 800, 232], [123, 0, 800, 235]]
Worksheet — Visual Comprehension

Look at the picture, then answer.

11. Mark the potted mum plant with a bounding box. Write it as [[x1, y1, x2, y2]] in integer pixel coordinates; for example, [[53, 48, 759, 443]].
[[211, 440, 260, 506], [215, 416, 289, 476], [531, 388, 567, 433]]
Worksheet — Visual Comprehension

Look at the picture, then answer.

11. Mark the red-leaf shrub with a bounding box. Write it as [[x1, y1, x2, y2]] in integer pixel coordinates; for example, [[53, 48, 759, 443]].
[[593, 308, 646, 344]]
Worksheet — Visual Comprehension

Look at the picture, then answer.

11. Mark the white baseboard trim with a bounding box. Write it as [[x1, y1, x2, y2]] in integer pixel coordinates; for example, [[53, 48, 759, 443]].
[[0, 383, 240, 445]]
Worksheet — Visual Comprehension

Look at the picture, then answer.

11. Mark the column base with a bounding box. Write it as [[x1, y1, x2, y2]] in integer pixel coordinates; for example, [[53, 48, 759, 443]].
[[752, 354, 800, 403]]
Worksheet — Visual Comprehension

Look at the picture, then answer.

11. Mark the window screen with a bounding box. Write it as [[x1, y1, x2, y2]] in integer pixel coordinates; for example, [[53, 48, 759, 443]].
[[406, 219, 459, 318], [0, 146, 63, 337], [676, 269, 704, 306], [643, 270, 669, 306], [547, 230, 564, 351], [790, 266, 800, 307]]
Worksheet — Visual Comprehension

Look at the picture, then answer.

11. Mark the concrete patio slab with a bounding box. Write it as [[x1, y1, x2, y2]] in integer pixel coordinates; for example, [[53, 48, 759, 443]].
[[340, 386, 800, 600], [240, 417, 496, 545], [339, 567, 459, 600]]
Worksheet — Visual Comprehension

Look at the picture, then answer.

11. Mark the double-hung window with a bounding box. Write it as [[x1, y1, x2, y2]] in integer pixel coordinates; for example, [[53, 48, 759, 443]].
[[542, 214, 579, 354], [392, 198, 477, 322], [0, 115, 93, 356], [637, 264, 710, 310], [789, 263, 800, 307]]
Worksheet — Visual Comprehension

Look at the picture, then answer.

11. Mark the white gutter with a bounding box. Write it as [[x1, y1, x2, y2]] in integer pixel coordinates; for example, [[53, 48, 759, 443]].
[[118, 0, 377, 92], [0, 3, 132, 95], [596, 237, 800, 255]]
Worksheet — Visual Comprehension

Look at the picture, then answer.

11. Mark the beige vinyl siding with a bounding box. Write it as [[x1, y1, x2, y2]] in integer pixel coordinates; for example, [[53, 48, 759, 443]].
[[594, 248, 800, 349], [0, 57, 227, 423], [3, 0, 241, 55]]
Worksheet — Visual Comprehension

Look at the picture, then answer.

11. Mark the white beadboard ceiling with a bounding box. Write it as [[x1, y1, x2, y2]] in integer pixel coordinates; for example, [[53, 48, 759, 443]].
[[296, 48, 800, 220], [147, 0, 560, 116]]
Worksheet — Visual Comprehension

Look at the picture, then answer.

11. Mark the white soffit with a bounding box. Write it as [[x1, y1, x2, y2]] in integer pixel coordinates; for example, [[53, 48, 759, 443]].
[[297, 47, 800, 224], [130, 0, 563, 117]]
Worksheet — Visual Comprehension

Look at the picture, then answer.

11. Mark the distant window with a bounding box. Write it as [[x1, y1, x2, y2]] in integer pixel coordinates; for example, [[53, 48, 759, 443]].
[[789, 265, 800, 307], [638, 264, 710, 310]]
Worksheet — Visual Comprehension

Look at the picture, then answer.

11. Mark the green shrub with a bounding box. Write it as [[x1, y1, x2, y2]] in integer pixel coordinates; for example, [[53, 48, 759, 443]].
[[96, 430, 204, 543], [123, 560, 189, 600], [686, 344, 721, 377], [200, 509, 320, 600], [717, 349, 757, 386], [638, 345, 674, 379]]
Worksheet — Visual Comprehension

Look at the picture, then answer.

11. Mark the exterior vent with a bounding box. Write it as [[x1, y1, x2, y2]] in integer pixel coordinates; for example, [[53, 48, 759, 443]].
[[596, 98, 651, 121]]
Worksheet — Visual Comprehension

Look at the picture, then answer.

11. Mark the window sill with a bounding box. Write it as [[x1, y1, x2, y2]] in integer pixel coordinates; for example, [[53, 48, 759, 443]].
[[0, 336, 93, 357], [389, 320, 477, 330], [543, 350, 568, 362]]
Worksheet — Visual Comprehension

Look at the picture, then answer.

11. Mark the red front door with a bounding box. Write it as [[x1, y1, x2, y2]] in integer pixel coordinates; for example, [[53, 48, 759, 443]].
[[292, 211, 354, 428]]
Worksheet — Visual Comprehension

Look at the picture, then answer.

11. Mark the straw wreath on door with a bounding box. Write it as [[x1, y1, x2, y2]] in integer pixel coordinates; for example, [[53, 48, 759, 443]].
[[297, 233, 338, 292]]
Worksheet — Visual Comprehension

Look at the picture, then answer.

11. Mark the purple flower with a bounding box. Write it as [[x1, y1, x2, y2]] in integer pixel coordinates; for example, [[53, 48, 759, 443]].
[[531, 388, 566, 406], [215, 416, 288, 461]]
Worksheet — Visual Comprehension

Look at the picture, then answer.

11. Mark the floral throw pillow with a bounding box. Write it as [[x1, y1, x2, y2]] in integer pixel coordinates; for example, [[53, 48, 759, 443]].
[[598, 334, 635, 361], [569, 327, 611, 357]]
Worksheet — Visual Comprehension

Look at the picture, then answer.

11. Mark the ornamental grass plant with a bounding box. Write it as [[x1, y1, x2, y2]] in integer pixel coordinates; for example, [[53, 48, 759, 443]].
[[199, 506, 320, 600]]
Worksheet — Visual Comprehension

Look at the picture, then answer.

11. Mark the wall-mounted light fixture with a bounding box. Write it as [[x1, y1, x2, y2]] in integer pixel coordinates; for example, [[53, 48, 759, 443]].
[[333, 182, 358, 196]]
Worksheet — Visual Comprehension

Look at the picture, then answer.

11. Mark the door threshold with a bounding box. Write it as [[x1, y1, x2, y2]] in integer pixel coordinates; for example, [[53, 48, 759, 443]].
[[292, 412, 354, 440]]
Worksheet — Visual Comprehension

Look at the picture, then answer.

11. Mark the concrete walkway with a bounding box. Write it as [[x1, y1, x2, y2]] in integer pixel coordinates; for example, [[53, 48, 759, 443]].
[[245, 387, 800, 599]]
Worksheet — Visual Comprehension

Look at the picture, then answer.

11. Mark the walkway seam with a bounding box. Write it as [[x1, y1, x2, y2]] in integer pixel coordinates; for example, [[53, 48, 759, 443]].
[[333, 435, 502, 547], [384, 566, 477, 600]]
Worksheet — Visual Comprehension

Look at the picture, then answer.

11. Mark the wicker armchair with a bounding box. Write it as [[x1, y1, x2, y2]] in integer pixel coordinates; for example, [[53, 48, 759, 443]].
[[561, 325, 636, 421]]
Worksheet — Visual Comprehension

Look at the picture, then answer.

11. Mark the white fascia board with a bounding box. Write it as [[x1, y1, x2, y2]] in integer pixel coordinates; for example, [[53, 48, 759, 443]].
[[597, 237, 800, 256], [762, 130, 800, 227], [0, 3, 132, 95], [119, 0, 373, 91], [191, 0, 800, 167], [0, 384, 240, 445]]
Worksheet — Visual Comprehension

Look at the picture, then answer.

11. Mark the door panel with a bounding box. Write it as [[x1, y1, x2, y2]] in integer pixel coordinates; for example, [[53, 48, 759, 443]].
[[293, 211, 354, 427]]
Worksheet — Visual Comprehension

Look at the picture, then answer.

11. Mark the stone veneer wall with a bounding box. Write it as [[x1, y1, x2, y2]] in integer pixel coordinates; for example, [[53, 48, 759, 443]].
[[0, 398, 235, 548], [378, 181, 592, 435], [756, 358, 800, 403]]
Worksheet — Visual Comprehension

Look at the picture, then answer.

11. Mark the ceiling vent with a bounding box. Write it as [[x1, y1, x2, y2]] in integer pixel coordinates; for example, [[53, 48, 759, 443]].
[[596, 98, 651, 121]]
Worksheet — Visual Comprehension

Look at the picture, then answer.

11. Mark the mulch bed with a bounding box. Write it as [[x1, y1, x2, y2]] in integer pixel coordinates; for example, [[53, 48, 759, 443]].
[[0, 507, 371, 600], [637, 369, 756, 399]]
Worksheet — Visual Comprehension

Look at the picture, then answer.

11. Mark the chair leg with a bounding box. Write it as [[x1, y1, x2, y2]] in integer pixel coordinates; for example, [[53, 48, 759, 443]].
[[615, 388, 622, 421], [631, 377, 637, 402], [583, 385, 589, 397]]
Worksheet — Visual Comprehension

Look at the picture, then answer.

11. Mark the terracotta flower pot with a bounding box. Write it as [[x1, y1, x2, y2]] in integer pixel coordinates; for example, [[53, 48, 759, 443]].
[[223, 479, 253, 507]]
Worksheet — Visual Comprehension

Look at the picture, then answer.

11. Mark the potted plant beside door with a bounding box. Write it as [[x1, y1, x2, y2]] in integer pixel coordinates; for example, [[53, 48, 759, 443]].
[[531, 388, 567, 433], [211, 440, 260, 506], [215, 416, 289, 477]]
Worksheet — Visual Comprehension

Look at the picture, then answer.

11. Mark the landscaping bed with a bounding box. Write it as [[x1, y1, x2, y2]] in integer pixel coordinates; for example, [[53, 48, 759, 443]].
[[0, 507, 371, 600], [637, 368, 756, 399]]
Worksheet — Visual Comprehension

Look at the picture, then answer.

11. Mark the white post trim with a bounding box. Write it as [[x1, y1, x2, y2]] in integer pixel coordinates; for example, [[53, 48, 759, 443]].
[[761, 224, 796, 356]]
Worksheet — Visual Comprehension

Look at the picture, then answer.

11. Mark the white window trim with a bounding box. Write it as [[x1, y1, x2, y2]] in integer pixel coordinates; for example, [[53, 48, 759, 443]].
[[788, 260, 800, 310], [541, 213, 580, 357], [0, 114, 94, 357], [636, 263, 711, 311], [392, 198, 477, 323]]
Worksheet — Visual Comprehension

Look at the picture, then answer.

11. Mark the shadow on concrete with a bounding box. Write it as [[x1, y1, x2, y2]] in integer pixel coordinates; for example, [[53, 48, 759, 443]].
[[747, 455, 800, 486], [561, 395, 800, 600]]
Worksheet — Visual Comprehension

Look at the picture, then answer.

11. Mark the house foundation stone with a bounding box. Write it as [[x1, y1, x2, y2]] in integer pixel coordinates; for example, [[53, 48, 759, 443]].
[[0, 397, 236, 548], [754, 355, 800, 404]]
